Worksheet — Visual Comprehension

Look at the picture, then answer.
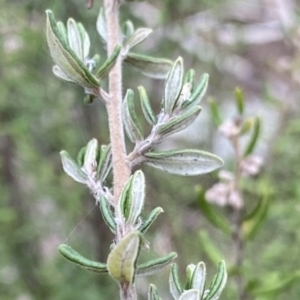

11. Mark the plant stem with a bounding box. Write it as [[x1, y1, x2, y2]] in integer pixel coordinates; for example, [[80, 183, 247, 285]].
[[104, 0, 131, 203]]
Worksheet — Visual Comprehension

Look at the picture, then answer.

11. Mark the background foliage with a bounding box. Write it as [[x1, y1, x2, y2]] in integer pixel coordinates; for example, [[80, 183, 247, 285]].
[[0, 0, 299, 299]]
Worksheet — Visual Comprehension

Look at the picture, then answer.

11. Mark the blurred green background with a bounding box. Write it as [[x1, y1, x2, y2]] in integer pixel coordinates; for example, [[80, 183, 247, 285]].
[[1, 0, 300, 299]]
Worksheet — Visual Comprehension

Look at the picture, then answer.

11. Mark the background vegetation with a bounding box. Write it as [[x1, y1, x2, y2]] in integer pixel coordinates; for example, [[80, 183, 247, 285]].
[[0, 0, 299, 299]]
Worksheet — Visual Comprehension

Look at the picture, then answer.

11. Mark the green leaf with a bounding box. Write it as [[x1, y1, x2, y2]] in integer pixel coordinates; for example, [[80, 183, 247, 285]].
[[76, 22, 90, 59], [183, 69, 195, 90], [76, 146, 86, 167], [138, 86, 157, 125], [96, 7, 107, 41], [242, 195, 270, 240], [46, 10, 99, 88], [169, 263, 183, 300], [52, 65, 74, 82], [190, 262, 206, 297], [67, 18, 84, 60], [97, 144, 112, 182], [185, 264, 196, 289], [164, 57, 184, 115], [148, 284, 161, 300], [124, 28, 153, 50], [182, 74, 209, 109], [125, 52, 172, 79], [122, 89, 143, 143], [96, 45, 121, 78], [199, 189, 231, 235], [244, 116, 261, 157], [60, 150, 88, 184], [122, 20, 135, 41], [178, 289, 200, 300], [83, 138, 98, 175], [137, 252, 177, 277], [199, 231, 223, 265], [204, 261, 227, 300], [208, 98, 222, 127], [119, 170, 145, 225], [157, 106, 201, 138], [144, 149, 223, 176], [98, 195, 117, 233], [58, 244, 108, 273], [139, 207, 164, 234], [234, 87, 245, 115], [107, 231, 141, 284]]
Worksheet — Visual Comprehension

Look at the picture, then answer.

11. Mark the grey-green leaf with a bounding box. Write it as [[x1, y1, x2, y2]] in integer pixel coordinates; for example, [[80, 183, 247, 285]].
[[164, 57, 184, 115], [144, 149, 224, 176], [83, 138, 98, 175], [58, 244, 108, 273], [148, 284, 161, 300], [137, 252, 177, 277], [52, 65, 74, 82], [138, 85, 157, 125], [157, 106, 201, 138], [122, 89, 143, 143], [96, 45, 121, 78], [178, 289, 200, 300], [60, 150, 88, 184], [98, 195, 117, 233], [124, 28, 153, 50], [139, 207, 164, 234], [123, 20, 135, 41], [191, 262, 206, 298], [169, 263, 183, 300], [96, 7, 107, 42], [46, 10, 100, 88], [125, 52, 172, 79], [204, 261, 227, 300], [97, 144, 112, 182], [67, 18, 83, 60]]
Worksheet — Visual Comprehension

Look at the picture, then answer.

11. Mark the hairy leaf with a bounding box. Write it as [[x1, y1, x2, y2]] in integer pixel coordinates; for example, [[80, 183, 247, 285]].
[[99, 195, 116, 233], [139, 207, 164, 234], [169, 263, 183, 300], [124, 28, 153, 50], [138, 86, 157, 125]]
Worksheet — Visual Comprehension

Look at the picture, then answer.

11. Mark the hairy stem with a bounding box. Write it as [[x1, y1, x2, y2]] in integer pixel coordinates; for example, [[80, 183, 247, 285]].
[[104, 0, 131, 203]]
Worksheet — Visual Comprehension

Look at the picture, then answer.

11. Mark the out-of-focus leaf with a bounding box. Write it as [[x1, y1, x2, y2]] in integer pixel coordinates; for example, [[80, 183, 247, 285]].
[[58, 244, 108, 273], [242, 195, 270, 240], [124, 52, 172, 79], [208, 98, 222, 127], [107, 231, 141, 284], [122, 20, 135, 41], [199, 189, 231, 235], [77, 146, 86, 167], [144, 149, 223, 176], [46, 10, 99, 88], [183, 69, 195, 90], [60, 150, 88, 184], [136, 252, 177, 277], [52, 65, 73, 82], [122, 89, 143, 143], [148, 284, 161, 300], [139, 207, 164, 234], [138, 86, 157, 125], [157, 106, 201, 138], [96, 7, 107, 41], [244, 116, 261, 157], [164, 57, 184, 115], [124, 28, 153, 50], [234, 87, 245, 115], [199, 231, 223, 265], [169, 263, 183, 300], [178, 289, 200, 300]]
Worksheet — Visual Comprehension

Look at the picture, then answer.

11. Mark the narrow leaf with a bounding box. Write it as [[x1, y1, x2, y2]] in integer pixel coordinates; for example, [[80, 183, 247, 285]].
[[138, 86, 157, 125], [204, 261, 227, 300], [234, 87, 245, 115], [164, 57, 184, 114], [122, 89, 143, 143], [183, 69, 195, 90], [182, 74, 209, 109], [208, 98, 222, 127], [46, 10, 99, 88], [144, 149, 223, 176], [83, 138, 98, 175], [169, 263, 183, 300], [122, 20, 135, 41], [77, 22, 90, 59], [185, 264, 196, 289], [96, 8, 107, 41], [52, 65, 74, 82], [58, 244, 108, 273], [199, 231, 223, 265], [96, 45, 121, 78], [99, 195, 117, 233], [190, 262, 206, 298], [125, 52, 172, 79], [148, 284, 160, 300], [60, 150, 88, 184], [244, 116, 261, 157], [77, 146, 86, 167], [107, 231, 141, 284], [97, 144, 112, 182], [157, 106, 201, 138], [139, 207, 164, 234], [124, 28, 153, 50], [57, 21, 67, 42], [137, 252, 177, 277], [67, 18, 83, 60], [178, 289, 200, 300]]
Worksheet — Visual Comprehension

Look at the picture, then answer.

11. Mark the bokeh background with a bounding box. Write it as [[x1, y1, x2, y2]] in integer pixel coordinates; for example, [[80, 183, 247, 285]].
[[1, 0, 300, 299]]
